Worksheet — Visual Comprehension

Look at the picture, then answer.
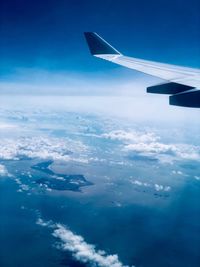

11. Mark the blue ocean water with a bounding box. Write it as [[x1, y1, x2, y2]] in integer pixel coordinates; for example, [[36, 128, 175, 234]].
[[0, 108, 199, 267]]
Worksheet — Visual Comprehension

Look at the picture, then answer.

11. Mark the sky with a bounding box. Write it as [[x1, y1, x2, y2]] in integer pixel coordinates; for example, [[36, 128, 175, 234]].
[[1, 0, 199, 71], [0, 0, 200, 108]]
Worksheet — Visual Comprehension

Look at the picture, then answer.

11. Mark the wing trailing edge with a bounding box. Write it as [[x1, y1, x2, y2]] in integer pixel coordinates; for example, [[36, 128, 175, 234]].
[[170, 89, 200, 108], [84, 32, 200, 108], [147, 82, 194, 95]]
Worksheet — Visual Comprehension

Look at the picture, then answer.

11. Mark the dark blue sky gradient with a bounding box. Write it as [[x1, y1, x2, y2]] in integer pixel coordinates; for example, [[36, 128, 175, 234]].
[[0, 0, 200, 76]]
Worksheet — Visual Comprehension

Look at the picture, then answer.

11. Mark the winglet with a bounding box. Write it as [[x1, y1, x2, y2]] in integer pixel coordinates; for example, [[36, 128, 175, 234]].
[[84, 32, 121, 56]]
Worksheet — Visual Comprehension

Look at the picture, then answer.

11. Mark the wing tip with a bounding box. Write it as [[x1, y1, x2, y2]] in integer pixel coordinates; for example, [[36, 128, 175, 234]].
[[84, 32, 121, 56]]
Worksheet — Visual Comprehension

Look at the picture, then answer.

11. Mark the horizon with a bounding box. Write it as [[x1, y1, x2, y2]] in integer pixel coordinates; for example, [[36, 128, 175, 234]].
[[1, 0, 200, 98]]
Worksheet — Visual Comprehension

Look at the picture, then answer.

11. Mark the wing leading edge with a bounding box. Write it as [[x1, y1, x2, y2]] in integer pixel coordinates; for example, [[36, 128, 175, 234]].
[[84, 32, 200, 108]]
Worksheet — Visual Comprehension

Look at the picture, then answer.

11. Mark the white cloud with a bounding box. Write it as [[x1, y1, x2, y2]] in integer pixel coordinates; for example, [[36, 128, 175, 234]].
[[163, 186, 171, 192], [125, 142, 176, 154], [0, 164, 9, 176], [36, 218, 52, 227], [37, 218, 133, 267], [131, 180, 144, 186], [102, 130, 158, 144], [194, 176, 200, 181], [172, 170, 184, 176], [0, 136, 88, 163], [103, 130, 200, 162], [154, 184, 171, 192], [131, 179, 171, 192], [53, 224, 130, 267], [0, 122, 18, 129], [14, 178, 30, 192]]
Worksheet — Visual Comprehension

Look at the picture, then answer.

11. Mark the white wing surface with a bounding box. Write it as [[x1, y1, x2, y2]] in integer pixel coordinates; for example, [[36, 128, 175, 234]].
[[84, 32, 200, 108]]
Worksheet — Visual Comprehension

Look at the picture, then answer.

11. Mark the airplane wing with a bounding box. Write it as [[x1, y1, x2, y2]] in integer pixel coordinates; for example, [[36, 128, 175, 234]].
[[84, 32, 200, 108]]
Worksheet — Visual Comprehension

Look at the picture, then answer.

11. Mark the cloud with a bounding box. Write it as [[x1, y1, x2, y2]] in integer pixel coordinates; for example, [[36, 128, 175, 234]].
[[53, 224, 130, 267], [125, 142, 200, 161], [131, 179, 171, 192], [0, 136, 88, 163], [125, 142, 176, 154], [14, 178, 31, 193], [102, 130, 158, 144], [0, 123, 18, 129], [131, 180, 149, 187], [172, 170, 185, 176], [0, 164, 9, 176], [36, 218, 133, 267], [194, 176, 200, 181], [154, 184, 171, 192], [102, 130, 200, 162], [0, 67, 153, 97], [36, 218, 52, 227]]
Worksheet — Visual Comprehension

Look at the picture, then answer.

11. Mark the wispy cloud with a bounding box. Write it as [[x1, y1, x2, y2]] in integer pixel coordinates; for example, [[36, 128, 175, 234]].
[[102, 130, 200, 162], [0, 122, 18, 129], [0, 164, 10, 176], [37, 218, 133, 267], [0, 67, 151, 96]]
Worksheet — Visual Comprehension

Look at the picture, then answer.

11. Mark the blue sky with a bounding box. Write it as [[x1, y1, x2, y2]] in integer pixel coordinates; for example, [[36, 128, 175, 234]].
[[0, 0, 200, 97]]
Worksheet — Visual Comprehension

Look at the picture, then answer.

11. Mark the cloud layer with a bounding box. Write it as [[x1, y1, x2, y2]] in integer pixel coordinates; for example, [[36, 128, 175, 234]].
[[0, 136, 88, 163], [102, 130, 200, 162], [37, 218, 132, 267]]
